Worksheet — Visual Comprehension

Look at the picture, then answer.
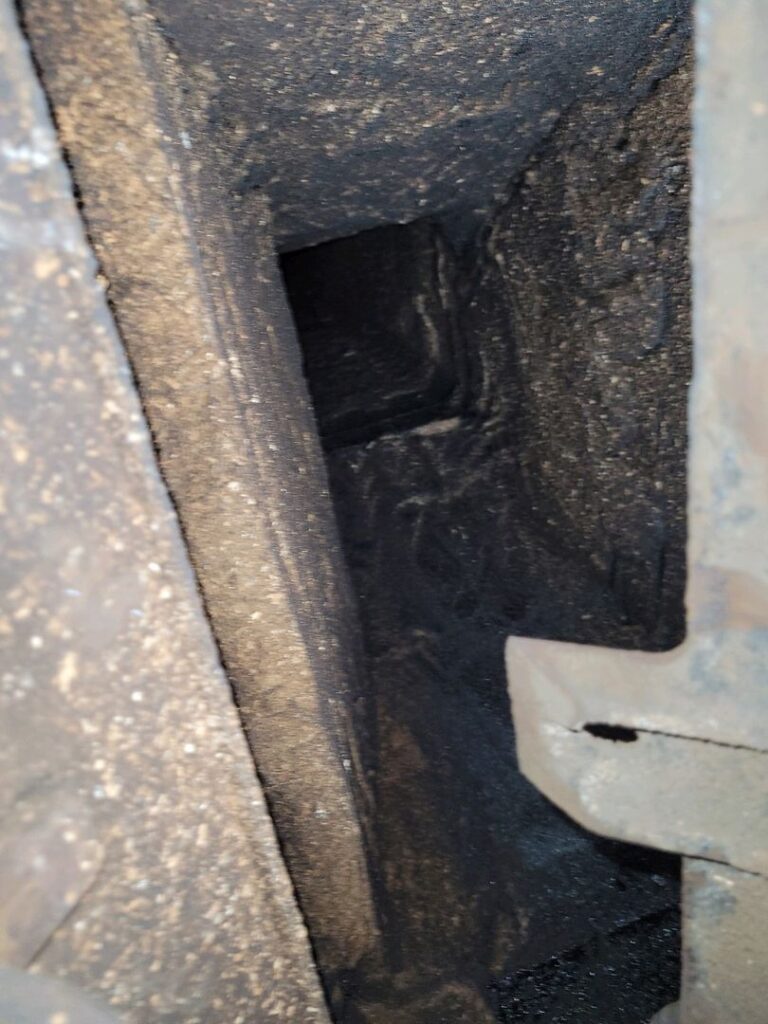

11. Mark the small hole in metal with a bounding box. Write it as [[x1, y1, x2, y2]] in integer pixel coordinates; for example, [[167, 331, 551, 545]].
[[584, 723, 639, 743]]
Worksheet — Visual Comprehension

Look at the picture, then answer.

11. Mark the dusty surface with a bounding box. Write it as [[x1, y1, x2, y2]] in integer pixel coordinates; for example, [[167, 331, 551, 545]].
[[505, 0, 768, 871], [0, 3, 329, 1020], [21, 0, 380, 995], [282, 221, 466, 448], [19, 0, 695, 1019], [682, 861, 768, 1024], [495, 906, 680, 1022], [0, 968, 120, 1024], [152, 0, 689, 251], [302, 19, 691, 1020], [483, 41, 691, 652], [506, 1, 768, 1018]]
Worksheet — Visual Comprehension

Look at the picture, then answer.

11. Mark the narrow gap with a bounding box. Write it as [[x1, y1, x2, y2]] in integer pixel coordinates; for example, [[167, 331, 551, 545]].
[[584, 723, 768, 755], [278, 28, 691, 1011], [280, 219, 471, 450], [584, 723, 640, 743]]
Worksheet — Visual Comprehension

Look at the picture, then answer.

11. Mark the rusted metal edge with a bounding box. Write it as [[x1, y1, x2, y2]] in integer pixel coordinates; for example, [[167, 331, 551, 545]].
[[506, 0, 768, 878], [679, 858, 768, 1023]]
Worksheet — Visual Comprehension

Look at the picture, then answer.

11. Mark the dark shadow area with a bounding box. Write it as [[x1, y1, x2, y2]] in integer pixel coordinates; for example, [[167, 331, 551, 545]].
[[281, 221, 470, 449], [280, 17, 691, 1022], [584, 724, 640, 743], [17, 0, 697, 1017], [494, 906, 681, 1022]]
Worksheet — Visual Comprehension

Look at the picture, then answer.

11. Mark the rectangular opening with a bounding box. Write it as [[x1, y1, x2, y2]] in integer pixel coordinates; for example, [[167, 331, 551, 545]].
[[279, 28, 691, 1017], [281, 219, 472, 448]]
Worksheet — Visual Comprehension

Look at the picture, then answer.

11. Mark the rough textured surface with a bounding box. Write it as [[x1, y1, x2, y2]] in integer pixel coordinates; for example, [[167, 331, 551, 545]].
[[506, 0, 768, 1018], [495, 907, 680, 1023], [682, 861, 768, 1024], [282, 221, 467, 448], [0, 786, 104, 967], [483, 40, 691, 651], [20, 0, 694, 1019], [652, 1006, 680, 1024], [0, 4, 329, 1020], [302, 20, 690, 1018], [152, 0, 690, 251], [501, 706, 768, 874], [21, 0, 380, 995], [506, 0, 768, 870], [0, 968, 119, 1024]]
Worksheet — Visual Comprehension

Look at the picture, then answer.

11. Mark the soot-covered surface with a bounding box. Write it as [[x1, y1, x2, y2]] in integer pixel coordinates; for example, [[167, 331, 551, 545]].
[[494, 906, 681, 1022], [154, 0, 691, 251], [283, 21, 691, 1022], [282, 221, 469, 449]]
